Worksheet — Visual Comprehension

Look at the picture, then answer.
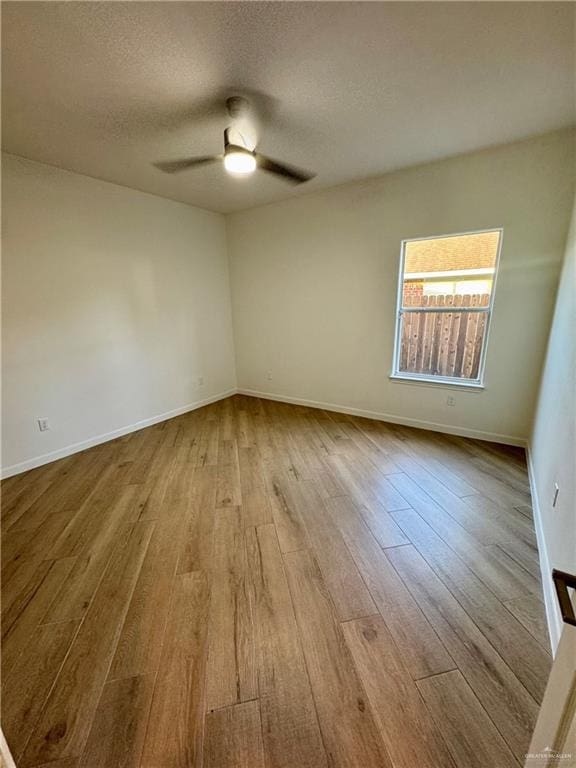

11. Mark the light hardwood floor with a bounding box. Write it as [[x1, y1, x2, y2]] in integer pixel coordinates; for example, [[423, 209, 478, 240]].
[[1, 395, 551, 767]]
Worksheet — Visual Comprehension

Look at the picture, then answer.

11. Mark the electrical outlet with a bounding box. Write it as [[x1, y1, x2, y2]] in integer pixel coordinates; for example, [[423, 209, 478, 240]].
[[37, 418, 50, 432], [553, 483, 559, 508], [198, 376, 204, 387], [266, 370, 273, 381], [446, 395, 456, 407]]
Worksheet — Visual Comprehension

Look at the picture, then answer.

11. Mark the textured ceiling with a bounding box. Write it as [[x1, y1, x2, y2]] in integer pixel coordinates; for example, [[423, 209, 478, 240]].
[[2, 2, 575, 213]]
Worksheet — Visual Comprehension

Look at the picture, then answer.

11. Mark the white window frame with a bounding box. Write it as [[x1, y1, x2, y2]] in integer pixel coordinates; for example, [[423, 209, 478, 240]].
[[390, 228, 503, 389]]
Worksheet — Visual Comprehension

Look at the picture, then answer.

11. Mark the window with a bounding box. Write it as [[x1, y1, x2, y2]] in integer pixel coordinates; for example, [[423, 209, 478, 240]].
[[392, 229, 502, 386]]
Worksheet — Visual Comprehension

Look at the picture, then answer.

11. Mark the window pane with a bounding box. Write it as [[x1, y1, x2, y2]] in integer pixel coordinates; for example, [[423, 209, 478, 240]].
[[402, 231, 500, 308], [398, 308, 489, 380]]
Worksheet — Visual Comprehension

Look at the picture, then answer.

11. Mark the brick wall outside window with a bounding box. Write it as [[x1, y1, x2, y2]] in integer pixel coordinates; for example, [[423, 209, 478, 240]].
[[402, 281, 424, 305]]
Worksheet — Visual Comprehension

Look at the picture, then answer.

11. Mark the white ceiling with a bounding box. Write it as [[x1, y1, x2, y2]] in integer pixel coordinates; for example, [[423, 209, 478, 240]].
[[2, 2, 574, 214]]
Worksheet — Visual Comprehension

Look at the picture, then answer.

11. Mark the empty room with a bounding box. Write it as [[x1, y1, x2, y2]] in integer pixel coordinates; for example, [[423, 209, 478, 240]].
[[1, 2, 575, 767]]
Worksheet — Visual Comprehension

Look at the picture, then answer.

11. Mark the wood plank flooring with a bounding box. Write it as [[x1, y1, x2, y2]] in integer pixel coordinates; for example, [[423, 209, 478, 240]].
[[1, 395, 551, 767]]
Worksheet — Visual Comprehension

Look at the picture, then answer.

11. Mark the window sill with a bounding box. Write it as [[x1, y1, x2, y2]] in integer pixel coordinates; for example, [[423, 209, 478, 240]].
[[389, 373, 485, 391]]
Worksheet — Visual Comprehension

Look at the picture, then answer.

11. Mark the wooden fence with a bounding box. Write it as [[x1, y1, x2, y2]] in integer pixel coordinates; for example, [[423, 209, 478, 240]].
[[399, 293, 490, 379]]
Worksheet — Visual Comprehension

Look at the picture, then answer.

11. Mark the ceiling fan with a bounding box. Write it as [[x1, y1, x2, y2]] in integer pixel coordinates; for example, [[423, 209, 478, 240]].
[[154, 97, 315, 184]]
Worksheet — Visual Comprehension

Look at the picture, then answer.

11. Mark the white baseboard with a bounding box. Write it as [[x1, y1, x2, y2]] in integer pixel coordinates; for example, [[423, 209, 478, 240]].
[[525, 444, 562, 655], [3, 387, 526, 480], [237, 388, 527, 447], [1, 389, 237, 479]]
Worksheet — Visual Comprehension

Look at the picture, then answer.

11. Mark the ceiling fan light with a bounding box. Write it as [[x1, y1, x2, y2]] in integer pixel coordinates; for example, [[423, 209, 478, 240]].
[[224, 150, 256, 175]]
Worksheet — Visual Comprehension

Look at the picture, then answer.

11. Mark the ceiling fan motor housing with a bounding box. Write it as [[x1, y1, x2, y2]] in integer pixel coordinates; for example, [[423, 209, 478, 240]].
[[224, 127, 254, 155]]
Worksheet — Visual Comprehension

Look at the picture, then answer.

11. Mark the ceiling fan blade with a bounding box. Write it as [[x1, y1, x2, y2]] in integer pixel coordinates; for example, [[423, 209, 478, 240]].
[[153, 155, 220, 174], [255, 154, 315, 184]]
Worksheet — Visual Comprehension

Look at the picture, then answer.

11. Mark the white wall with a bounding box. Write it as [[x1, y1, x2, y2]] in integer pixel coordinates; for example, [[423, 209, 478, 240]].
[[1, 154, 236, 475], [530, 195, 576, 651], [3, 130, 574, 477], [228, 129, 575, 444]]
